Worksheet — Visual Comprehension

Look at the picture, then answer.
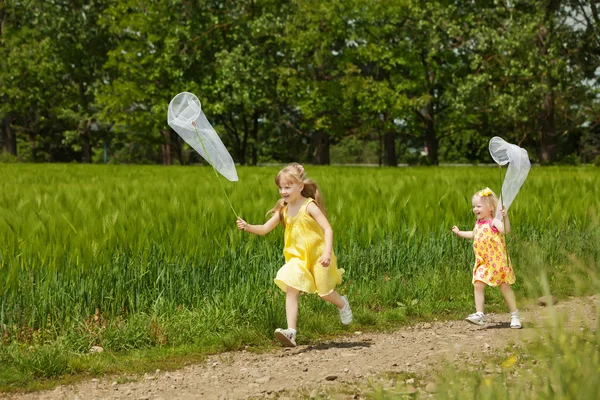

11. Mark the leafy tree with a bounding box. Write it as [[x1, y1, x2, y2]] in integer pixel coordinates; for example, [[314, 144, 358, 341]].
[[280, 0, 356, 165], [0, 1, 66, 161], [46, 0, 113, 163], [96, 0, 203, 165], [340, 0, 428, 166], [1, 0, 598, 164], [451, 0, 599, 163], [207, 0, 291, 165]]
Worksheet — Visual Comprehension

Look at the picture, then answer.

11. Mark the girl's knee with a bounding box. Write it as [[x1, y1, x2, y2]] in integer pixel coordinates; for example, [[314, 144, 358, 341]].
[[318, 290, 336, 300], [499, 283, 513, 291], [474, 280, 486, 289]]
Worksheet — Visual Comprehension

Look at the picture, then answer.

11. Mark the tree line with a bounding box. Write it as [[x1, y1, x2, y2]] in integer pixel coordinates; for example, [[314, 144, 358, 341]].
[[1, 0, 598, 166]]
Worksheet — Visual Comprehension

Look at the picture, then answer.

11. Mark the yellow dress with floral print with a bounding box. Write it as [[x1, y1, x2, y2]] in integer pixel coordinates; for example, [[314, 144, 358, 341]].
[[472, 219, 516, 286], [274, 198, 344, 296]]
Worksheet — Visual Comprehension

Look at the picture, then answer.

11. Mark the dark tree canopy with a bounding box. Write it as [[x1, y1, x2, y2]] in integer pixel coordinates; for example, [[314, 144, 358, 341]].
[[1, 0, 598, 165]]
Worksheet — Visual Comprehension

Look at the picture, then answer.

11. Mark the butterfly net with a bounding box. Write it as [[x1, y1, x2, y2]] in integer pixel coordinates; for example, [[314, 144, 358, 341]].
[[167, 92, 238, 182], [489, 137, 531, 218]]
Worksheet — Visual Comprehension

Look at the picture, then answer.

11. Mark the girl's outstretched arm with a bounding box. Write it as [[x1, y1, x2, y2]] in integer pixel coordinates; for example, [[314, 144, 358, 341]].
[[493, 208, 511, 234], [452, 226, 474, 239], [307, 202, 333, 267], [237, 213, 280, 236]]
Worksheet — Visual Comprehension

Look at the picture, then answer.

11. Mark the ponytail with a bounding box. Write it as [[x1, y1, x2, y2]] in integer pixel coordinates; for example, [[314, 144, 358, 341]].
[[300, 179, 326, 216]]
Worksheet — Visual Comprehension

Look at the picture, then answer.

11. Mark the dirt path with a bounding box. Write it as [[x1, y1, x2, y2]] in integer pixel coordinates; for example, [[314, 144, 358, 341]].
[[4, 295, 598, 400]]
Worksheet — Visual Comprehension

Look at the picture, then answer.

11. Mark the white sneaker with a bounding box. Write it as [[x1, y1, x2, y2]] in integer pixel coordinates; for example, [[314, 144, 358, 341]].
[[510, 311, 522, 329], [465, 312, 486, 326], [274, 328, 297, 347], [339, 295, 352, 325]]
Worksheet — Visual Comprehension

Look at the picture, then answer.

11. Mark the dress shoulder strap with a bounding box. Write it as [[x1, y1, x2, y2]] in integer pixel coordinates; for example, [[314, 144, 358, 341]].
[[301, 197, 315, 213]]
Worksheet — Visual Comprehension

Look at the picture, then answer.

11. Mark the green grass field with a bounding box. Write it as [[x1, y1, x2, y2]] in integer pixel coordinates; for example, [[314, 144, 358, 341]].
[[0, 164, 598, 389]]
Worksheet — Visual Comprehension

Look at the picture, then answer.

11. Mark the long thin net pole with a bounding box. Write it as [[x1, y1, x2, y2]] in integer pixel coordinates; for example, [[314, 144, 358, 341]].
[[192, 122, 239, 219], [499, 164, 510, 269]]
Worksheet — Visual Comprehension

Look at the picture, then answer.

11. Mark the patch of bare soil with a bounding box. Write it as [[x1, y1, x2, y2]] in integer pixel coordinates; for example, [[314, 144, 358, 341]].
[[4, 296, 598, 400]]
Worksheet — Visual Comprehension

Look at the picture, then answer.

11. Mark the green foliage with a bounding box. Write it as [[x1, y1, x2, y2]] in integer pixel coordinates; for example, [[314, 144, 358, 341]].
[[0, 151, 19, 163], [2, 343, 70, 380], [559, 154, 581, 166], [1, 0, 598, 164], [331, 137, 379, 164], [0, 165, 597, 374]]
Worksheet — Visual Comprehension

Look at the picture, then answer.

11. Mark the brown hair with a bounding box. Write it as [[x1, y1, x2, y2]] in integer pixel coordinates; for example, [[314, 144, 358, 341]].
[[267, 163, 326, 223]]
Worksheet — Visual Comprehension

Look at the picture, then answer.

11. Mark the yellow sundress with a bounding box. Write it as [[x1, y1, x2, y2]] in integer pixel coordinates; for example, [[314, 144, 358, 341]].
[[274, 198, 344, 296], [472, 219, 516, 286]]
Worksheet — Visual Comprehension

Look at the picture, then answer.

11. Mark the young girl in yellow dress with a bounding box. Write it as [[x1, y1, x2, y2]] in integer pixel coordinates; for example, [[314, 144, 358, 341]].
[[236, 163, 352, 347], [452, 187, 522, 329]]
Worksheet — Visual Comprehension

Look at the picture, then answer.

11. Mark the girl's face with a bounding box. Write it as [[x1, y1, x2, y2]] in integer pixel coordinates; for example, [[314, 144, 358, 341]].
[[278, 178, 304, 203], [472, 195, 493, 220]]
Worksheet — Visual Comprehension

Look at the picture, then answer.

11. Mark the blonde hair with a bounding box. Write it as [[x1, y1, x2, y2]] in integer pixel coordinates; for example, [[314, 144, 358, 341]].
[[267, 163, 326, 222], [473, 187, 498, 215]]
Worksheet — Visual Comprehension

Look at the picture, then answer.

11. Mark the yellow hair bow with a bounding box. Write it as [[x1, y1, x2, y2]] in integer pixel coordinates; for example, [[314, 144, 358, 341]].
[[479, 188, 493, 197]]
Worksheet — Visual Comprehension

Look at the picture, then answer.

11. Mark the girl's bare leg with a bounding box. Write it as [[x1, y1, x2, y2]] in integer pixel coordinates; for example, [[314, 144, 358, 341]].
[[286, 287, 301, 330], [499, 283, 518, 313], [474, 281, 486, 313], [320, 290, 345, 309]]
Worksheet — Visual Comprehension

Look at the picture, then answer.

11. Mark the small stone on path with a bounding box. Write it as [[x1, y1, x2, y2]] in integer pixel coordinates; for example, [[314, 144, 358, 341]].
[[537, 296, 557, 306], [425, 382, 437, 393]]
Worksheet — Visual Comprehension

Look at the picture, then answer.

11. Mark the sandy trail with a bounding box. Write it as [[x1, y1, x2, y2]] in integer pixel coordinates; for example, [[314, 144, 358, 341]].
[[4, 295, 598, 400]]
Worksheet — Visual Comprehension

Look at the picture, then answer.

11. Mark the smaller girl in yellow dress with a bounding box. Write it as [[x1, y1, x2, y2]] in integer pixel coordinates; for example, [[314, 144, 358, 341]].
[[452, 187, 522, 329], [236, 163, 352, 347]]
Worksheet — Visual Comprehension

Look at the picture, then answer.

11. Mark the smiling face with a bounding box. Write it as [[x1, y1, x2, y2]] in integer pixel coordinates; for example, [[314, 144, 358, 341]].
[[277, 174, 304, 204], [472, 195, 493, 221]]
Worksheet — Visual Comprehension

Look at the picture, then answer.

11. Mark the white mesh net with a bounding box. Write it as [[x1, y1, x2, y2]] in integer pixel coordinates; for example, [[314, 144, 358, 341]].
[[167, 92, 238, 182], [489, 137, 531, 218]]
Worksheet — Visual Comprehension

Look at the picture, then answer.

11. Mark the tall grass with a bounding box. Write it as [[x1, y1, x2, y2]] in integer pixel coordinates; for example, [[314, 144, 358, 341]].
[[0, 165, 598, 355], [363, 292, 600, 400], [439, 308, 600, 399]]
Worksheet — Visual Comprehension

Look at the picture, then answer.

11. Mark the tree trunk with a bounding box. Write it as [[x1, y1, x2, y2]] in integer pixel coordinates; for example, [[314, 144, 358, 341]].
[[173, 131, 184, 165], [418, 49, 439, 165], [237, 150, 246, 165], [420, 101, 438, 165], [81, 126, 91, 163], [161, 129, 172, 165], [311, 130, 330, 165], [377, 127, 383, 166], [537, 1, 560, 163], [3, 116, 17, 156], [538, 86, 557, 163], [225, 113, 246, 165], [381, 112, 397, 167], [251, 141, 258, 165], [250, 112, 259, 166], [28, 132, 37, 161], [383, 131, 397, 166], [78, 83, 92, 163]]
